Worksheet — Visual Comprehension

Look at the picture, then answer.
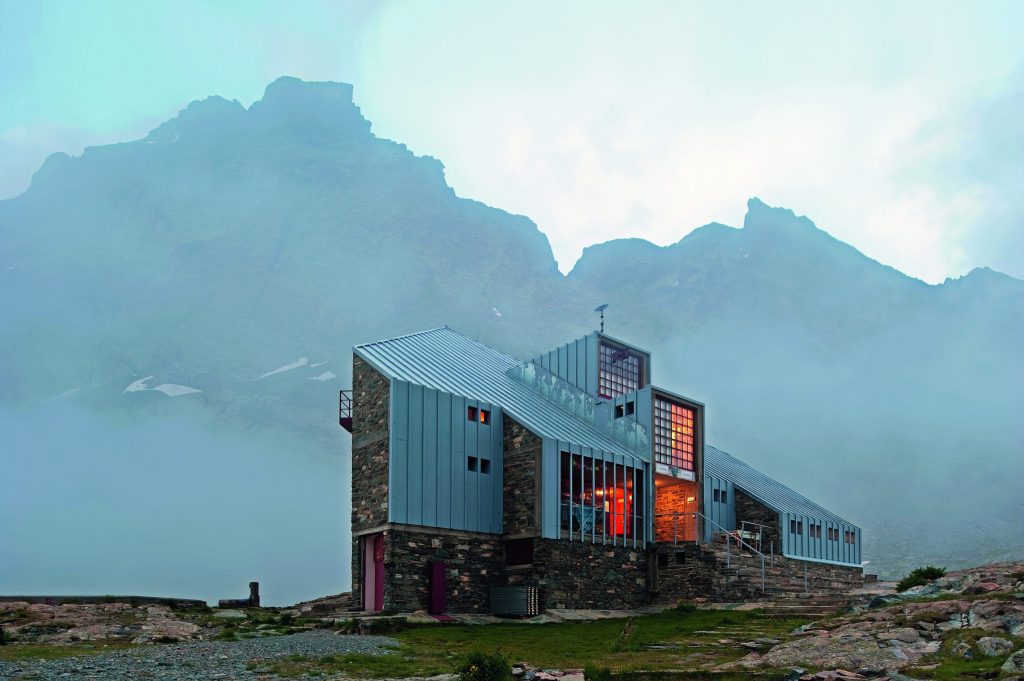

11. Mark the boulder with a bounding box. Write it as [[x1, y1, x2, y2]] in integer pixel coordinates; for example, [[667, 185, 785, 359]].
[[951, 640, 972, 659], [977, 636, 1014, 657], [1003, 649, 1024, 674]]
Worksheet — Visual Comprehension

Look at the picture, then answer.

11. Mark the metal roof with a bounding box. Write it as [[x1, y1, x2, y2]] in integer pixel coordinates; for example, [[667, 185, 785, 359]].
[[354, 326, 646, 464], [705, 444, 857, 528]]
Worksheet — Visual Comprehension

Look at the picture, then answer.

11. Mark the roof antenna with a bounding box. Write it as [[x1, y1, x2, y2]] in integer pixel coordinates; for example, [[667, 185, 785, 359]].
[[594, 304, 608, 333]]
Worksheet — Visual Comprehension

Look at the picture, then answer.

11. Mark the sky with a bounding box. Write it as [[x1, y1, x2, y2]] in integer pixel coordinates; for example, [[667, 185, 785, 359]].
[[2, 0, 1022, 282]]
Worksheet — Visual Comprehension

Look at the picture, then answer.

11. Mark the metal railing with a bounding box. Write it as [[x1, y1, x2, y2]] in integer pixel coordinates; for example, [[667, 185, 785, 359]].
[[338, 389, 352, 428], [655, 511, 770, 593]]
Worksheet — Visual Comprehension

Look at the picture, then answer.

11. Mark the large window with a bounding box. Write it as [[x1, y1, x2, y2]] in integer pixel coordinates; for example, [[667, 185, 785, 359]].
[[654, 397, 696, 471], [559, 452, 645, 544], [598, 341, 645, 398]]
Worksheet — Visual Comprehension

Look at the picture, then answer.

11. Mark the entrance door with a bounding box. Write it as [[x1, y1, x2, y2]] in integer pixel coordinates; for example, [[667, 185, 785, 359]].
[[362, 534, 385, 612]]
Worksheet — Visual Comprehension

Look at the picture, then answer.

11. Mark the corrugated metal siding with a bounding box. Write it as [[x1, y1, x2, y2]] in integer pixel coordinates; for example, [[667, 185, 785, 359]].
[[389, 379, 503, 533], [706, 445, 860, 565], [356, 327, 645, 464], [533, 332, 599, 395]]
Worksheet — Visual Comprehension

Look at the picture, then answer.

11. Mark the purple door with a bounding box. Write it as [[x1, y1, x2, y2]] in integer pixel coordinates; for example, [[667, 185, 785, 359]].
[[373, 535, 385, 612], [429, 561, 446, 614]]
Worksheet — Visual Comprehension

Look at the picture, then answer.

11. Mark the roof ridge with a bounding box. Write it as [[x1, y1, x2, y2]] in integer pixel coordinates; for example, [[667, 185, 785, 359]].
[[353, 326, 449, 349]]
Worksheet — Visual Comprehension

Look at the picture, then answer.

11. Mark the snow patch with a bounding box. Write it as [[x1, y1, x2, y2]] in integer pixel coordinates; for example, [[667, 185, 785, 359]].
[[151, 383, 202, 396], [41, 387, 82, 404], [308, 371, 337, 382], [254, 357, 309, 380], [123, 376, 202, 397], [124, 376, 155, 393]]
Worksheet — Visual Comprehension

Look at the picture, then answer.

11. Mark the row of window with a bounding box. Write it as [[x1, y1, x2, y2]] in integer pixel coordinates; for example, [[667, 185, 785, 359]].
[[467, 455, 491, 474], [467, 406, 491, 425], [790, 520, 856, 543], [712, 488, 728, 503], [653, 397, 696, 471], [613, 401, 636, 418]]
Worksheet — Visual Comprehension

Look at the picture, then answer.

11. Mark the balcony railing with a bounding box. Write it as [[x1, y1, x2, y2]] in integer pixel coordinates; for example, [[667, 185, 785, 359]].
[[338, 389, 352, 432]]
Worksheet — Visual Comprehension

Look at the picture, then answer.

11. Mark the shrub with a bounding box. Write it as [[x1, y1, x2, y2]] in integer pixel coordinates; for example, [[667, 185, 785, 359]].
[[278, 612, 294, 625], [454, 651, 512, 681], [584, 666, 613, 681], [897, 565, 947, 592], [0, 625, 8, 645]]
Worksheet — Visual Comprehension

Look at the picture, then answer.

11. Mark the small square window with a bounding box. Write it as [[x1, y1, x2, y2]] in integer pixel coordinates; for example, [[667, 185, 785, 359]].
[[467, 406, 477, 421], [675, 551, 686, 564], [713, 489, 721, 503], [720, 490, 727, 504], [467, 456, 478, 472], [657, 553, 669, 568], [625, 401, 635, 416], [480, 459, 491, 474], [479, 409, 490, 425], [614, 404, 624, 418]]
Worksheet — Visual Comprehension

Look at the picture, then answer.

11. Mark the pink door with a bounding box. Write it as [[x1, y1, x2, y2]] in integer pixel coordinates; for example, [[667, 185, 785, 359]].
[[373, 535, 385, 612]]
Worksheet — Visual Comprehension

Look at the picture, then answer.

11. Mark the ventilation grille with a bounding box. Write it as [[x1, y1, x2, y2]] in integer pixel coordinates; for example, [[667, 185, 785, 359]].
[[489, 586, 539, 616]]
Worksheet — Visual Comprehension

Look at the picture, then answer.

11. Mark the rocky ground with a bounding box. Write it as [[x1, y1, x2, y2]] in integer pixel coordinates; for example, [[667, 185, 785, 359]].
[[724, 561, 1024, 680], [0, 630, 396, 680], [2, 562, 1023, 680]]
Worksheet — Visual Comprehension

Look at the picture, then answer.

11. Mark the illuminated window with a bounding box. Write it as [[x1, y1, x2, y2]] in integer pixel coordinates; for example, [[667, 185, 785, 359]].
[[559, 451, 644, 542], [654, 397, 695, 471], [467, 406, 477, 421], [598, 341, 645, 398], [479, 409, 490, 425]]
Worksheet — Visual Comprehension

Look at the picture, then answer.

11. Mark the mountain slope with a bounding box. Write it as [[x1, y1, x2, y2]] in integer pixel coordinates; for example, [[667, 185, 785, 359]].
[[0, 78, 1020, 603]]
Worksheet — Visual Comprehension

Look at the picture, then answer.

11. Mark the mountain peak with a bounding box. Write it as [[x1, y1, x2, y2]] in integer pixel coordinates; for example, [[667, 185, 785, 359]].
[[248, 77, 370, 135], [743, 197, 819, 233]]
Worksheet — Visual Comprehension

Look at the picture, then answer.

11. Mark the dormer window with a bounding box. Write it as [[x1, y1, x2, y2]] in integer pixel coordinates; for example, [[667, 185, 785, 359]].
[[598, 341, 646, 398]]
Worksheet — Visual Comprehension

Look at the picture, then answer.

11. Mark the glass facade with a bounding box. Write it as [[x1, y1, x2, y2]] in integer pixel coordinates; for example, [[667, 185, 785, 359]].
[[598, 341, 645, 398], [653, 397, 696, 471], [559, 451, 644, 543]]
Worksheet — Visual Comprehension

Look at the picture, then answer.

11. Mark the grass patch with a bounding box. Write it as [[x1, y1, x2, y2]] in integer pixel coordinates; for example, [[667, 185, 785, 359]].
[[0, 641, 137, 662], [901, 628, 1024, 680], [255, 608, 806, 678]]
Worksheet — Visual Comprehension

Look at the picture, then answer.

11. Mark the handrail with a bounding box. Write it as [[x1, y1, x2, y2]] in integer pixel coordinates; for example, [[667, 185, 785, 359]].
[[696, 511, 767, 559]]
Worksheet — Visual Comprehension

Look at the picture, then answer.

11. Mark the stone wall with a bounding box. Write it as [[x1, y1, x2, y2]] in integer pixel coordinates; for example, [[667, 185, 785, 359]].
[[502, 416, 542, 537], [350, 356, 391, 611], [503, 539, 649, 610], [352, 356, 390, 533], [734, 487, 781, 553], [653, 543, 864, 603], [653, 480, 699, 543], [384, 527, 502, 613]]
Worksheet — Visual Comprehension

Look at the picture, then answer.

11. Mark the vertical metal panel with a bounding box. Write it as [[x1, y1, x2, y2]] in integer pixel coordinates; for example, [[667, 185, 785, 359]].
[[586, 333, 598, 396], [541, 438, 559, 538], [491, 406, 504, 533], [422, 389, 438, 527], [437, 392, 452, 528], [577, 337, 589, 393], [390, 380, 409, 523], [407, 384, 424, 525], [451, 395, 466, 531], [567, 341, 578, 386]]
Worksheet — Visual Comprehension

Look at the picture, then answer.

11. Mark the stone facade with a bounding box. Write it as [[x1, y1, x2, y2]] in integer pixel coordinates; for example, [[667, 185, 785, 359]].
[[350, 356, 391, 611], [502, 415, 542, 537], [734, 487, 781, 553], [351, 356, 390, 533], [653, 481, 700, 543], [504, 538, 649, 610], [653, 543, 864, 603], [384, 527, 502, 613]]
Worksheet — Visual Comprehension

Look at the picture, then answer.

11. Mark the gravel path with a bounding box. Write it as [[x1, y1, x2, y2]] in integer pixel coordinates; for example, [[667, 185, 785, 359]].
[[0, 630, 398, 680]]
